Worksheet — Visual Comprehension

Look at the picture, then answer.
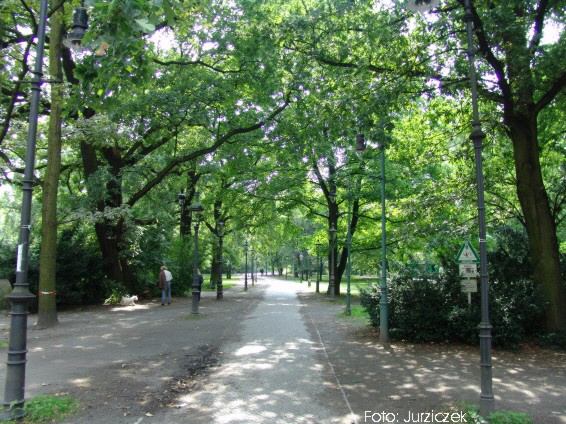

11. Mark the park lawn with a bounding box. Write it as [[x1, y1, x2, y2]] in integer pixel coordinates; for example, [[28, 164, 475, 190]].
[[282, 275, 379, 297]]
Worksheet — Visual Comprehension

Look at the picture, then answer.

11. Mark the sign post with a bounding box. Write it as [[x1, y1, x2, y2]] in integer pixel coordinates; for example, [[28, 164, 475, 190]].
[[456, 240, 480, 305]]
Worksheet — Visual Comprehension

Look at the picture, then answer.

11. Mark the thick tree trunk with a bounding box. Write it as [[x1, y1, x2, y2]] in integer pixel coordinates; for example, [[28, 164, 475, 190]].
[[36, 9, 64, 329], [509, 116, 566, 331], [80, 142, 134, 290], [210, 248, 221, 289]]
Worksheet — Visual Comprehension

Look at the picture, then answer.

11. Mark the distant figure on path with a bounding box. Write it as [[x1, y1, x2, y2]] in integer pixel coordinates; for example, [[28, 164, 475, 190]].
[[159, 266, 173, 305]]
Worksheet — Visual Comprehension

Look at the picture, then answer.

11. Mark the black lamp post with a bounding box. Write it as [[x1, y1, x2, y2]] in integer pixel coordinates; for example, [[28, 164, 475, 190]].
[[408, 0, 494, 416], [190, 196, 204, 314], [463, 0, 494, 416], [62, 6, 89, 51], [177, 190, 187, 235], [250, 248, 255, 286], [2, 2, 87, 419], [299, 253, 304, 284], [379, 141, 389, 344], [307, 253, 311, 287], [244, 241, 248, 291], [217, 221, 224, 300], [345, 184, 353, 316], [344, 134, 367, 316], [329, 223, 337, 298], [315, 243, 322, 293]]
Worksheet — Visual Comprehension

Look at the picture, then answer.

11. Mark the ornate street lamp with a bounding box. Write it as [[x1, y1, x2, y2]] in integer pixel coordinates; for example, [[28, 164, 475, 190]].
[[328, 182, 337, 297], [315, 243, 322, 293], [244, 241, 249, 291], [328, 223, 337, 298], [2, 1, 89, 418], [299, 253, 304, 284], [250, 248, 255, 286], [62, 6, 89, 51], [217, 221, 224, 300], [346, 185, 353, 316], [408, 0, 494, 416], [345, 134, 368, 316], [379, 140, 389, 344], [307, 253, 312, 287], [189, 195, 204, 314], [177, 189, 187, 236]]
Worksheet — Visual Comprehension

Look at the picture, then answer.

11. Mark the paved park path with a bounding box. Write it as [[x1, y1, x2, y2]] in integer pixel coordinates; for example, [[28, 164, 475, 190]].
[[155, 277, 355, 424], [0, 276, 565, 423]]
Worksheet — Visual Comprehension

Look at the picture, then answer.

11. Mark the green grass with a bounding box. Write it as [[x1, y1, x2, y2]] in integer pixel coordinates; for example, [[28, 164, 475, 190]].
[[201, 283, 235, 292], [279, 275, 379, 296], [4, 395, 78, 423], [459, 403, 533, 424], [339, 304, 369, 322]]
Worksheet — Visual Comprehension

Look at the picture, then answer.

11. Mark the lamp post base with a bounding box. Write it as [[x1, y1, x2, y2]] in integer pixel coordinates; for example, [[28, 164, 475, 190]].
[[0, 406, 25, 421], [191, 292, 199, 314]]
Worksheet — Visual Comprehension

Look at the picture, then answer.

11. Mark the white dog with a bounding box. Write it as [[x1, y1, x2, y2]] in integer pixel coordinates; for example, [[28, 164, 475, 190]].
[[120, 295, 138, 306]]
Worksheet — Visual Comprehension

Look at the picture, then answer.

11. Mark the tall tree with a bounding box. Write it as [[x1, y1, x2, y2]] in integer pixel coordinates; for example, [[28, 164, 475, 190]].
[[442, 0, 566, 330], [36, 2, 65, 329]]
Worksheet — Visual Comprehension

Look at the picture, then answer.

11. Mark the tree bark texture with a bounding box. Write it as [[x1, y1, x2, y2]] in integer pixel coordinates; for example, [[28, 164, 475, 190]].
[[509, 116, 566, 330], [36, 8, 64, 329]]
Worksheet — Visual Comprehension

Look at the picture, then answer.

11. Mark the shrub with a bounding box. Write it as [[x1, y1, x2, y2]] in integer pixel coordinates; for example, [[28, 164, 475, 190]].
[[537, 330, 566, 351], [360, 264, 544, 349]]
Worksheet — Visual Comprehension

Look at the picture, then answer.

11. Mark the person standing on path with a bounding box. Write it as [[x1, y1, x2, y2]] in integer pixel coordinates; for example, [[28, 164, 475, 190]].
[[159, 266, 173, 305]]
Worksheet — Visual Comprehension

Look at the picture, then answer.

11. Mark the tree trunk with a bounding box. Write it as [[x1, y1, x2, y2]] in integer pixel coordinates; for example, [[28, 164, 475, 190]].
[[209, 244, 221, 289], [509, 115, 566, 331], [36, 9, 64, 329]]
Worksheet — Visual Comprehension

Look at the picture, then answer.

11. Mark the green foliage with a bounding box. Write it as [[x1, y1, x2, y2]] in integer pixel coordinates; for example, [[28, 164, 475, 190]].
[[360, 255, 544, 349], [537, 331, 566, 351], [0, 239, 15, 281], [461, 403, 532, 424], [10, 395, 79, 423], [103, 280, 128, 305], [52, 228, 106, 306]]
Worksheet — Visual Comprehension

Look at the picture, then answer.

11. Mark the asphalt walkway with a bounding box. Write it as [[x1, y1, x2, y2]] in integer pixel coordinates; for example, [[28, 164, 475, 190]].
[[0, 276, 564, 423]]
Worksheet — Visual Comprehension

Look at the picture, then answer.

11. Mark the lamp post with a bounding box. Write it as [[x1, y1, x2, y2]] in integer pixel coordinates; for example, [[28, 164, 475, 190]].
[[345, 183, 353, 316], [177, 190, 187, 235], [357, 132, 388, 343], [315, 243, 322, 293], [344, 134, 367, 316], [328, 182, 337, 297], [217, 221, 224, 300], [378, 140, 389, 344], [1, 2, 87, 419], [307, 253, 311, 287], [190, 196, 204, 314], [299, 253, 304, 284], [62, 7, 89, 51], [329, 223, 337, 298], [462, 0, 494, 416], [251, 248, 255, 286], [244, 241, 248, 291], [407, 0, 493, 415]]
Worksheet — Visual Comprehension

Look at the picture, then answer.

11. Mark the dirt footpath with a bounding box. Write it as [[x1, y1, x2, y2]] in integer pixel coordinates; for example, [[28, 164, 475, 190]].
[[0, 277, 564, 423]]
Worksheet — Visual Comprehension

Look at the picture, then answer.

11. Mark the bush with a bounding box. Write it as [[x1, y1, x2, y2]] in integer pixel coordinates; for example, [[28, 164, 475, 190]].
[[360, 264, 544, 349], [537, 330, 566, 351], [102, 279, 129, 305]]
